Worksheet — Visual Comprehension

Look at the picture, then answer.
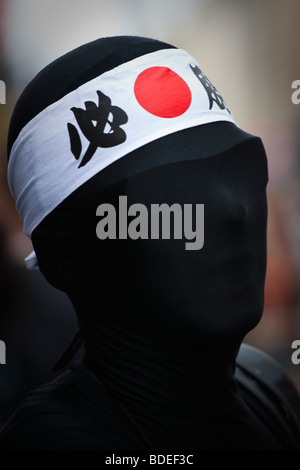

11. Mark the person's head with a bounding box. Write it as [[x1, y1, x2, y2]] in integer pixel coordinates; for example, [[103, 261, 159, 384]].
[[8, 36, 268, 351]]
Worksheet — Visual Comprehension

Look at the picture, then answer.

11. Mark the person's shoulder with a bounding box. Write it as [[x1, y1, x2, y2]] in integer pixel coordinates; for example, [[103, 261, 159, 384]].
[[0, 363, 147, 450]]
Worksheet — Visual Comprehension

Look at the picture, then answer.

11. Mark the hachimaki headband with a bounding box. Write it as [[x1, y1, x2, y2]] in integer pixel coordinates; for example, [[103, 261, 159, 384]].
[[8, 48, 236, 244]]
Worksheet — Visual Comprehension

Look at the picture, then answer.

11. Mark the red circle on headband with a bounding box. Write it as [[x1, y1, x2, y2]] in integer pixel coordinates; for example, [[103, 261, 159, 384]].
[[134, 67, 192, 118]]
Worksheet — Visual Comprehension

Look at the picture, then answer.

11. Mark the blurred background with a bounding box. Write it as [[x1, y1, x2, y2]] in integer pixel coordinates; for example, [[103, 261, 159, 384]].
[[0, 0, 299, 426]]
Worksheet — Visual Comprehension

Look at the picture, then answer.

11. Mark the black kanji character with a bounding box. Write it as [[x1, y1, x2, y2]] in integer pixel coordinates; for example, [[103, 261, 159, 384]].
[[190, 64, 230, 114], [67, 90, 128, 168]]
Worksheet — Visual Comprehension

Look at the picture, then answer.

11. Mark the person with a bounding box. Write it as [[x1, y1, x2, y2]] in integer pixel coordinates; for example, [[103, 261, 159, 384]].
[[0, 35, 288, 450]]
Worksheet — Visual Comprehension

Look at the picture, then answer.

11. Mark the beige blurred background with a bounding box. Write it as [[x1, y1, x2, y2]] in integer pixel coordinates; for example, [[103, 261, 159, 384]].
[[0, 0, 299, 422]]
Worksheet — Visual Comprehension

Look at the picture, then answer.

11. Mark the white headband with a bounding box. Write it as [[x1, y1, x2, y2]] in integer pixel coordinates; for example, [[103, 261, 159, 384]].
[[8, 48, 236, 238]]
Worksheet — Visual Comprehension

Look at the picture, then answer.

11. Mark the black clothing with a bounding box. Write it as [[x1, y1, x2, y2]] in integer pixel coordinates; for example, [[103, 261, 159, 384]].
[[0, 36, 286, 450], [0, 356, 284, 451]]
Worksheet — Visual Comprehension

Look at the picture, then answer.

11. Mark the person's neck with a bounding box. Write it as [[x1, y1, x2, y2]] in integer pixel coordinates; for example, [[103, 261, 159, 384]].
[[81, 320, 241, 417]]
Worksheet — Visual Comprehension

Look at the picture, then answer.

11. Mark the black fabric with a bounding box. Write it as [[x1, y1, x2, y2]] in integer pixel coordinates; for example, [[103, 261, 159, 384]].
[[235, 344, 300, 450], [0, 127, 284, 450], [0, 357, 285, 451], [32, 131, 269, 352], [0, 362, 149, 450], [0, 35, 289, 450]]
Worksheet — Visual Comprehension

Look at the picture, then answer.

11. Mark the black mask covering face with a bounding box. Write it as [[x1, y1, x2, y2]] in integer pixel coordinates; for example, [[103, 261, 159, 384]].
[[6, 36, 275, 450], [32, 122, 268, 354]]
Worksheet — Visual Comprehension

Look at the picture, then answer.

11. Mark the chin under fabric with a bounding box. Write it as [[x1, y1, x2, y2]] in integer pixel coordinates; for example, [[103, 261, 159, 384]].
[[1, 35, 294, 450]]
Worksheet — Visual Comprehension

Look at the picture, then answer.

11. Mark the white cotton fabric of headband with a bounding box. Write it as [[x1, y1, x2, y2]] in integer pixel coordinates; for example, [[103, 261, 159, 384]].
[[8, 48, 236, 238]]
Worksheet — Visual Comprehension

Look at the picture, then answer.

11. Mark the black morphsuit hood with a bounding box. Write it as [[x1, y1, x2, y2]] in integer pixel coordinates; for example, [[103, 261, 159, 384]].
[[6, 36, 274, 450]]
